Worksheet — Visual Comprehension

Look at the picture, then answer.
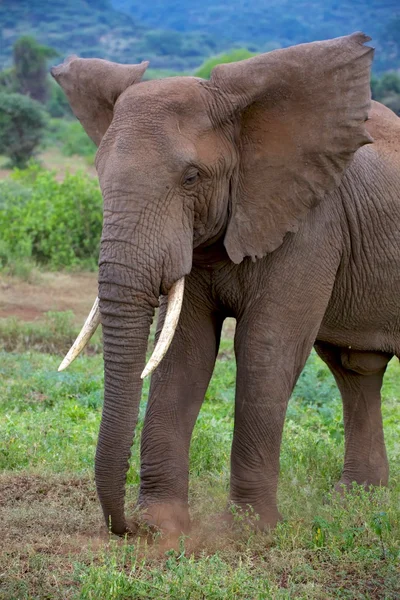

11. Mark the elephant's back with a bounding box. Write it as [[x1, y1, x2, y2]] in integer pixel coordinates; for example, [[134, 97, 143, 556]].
[[366, 101, 400, 165]]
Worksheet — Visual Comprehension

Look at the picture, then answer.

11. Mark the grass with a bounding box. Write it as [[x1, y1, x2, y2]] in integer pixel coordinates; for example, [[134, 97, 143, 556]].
[[0, 319, 399, 599], [0, 147, 97, 182], [0, 310, 102, 354]]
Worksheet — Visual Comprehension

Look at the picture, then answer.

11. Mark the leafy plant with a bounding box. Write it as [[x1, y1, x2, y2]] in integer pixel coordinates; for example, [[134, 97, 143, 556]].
[[44, 118, 96, 161], [13, 35, 58, 103], [371, 72, 400, 116], [0, 164, 102, 269], [194, 49, 257, 79], [0, 92, 45, 167], [46, 80, 72, 118]]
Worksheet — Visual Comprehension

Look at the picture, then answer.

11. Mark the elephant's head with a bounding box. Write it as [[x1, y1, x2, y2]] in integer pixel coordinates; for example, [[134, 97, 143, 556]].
[[52, 33, 373, 534]]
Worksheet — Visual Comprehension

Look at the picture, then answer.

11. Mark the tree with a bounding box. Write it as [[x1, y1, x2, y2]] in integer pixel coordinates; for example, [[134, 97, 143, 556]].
[[46, 79, 72, 118], [375, 73, 400, 97], [13, 36, 58, 103], [0, 68, 15, 92], [144, 30, 183, 56], [194, 49, 257, 79], [0, 92, 45, 167], [371, 72, 400, 117]]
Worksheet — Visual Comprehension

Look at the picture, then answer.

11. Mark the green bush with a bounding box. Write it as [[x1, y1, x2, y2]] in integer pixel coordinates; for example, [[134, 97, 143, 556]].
[[194, 49, 257, 79], [371, 72, 400, 116], [46, 80, 72, 118], [44, 118, 96, 162], [0, 164, 102, 269], [0, 67, 16, 92], [13, 35, 58, 104], [60, 121, 97, 160], [0, 91, 45, 167]]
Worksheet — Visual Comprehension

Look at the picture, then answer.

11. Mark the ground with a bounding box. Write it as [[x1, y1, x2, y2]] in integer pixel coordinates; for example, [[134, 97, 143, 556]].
[[0, 271, 399, 599], [0, 271, 97, 322]]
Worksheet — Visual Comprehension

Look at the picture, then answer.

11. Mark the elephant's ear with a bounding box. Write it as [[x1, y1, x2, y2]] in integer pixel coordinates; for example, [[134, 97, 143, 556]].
[[208, 33, 373, 263], [51, 57, 148, 146]]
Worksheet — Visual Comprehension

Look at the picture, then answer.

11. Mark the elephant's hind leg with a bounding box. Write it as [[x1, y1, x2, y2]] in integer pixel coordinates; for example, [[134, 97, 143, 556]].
[[315, 342, 392, 490], [138, 273, 223, 535]]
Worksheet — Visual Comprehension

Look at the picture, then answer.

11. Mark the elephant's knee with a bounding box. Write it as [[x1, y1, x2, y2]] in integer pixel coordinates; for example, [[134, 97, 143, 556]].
[[340, 349, 392, 375]]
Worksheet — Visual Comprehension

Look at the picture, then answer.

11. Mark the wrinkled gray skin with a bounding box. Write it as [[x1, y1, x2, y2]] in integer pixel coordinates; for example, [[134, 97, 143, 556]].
[[52, 33, 400, 536]]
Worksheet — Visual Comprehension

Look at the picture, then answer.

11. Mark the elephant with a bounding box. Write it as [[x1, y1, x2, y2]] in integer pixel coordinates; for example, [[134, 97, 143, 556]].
[[52, 32, 400, 537]]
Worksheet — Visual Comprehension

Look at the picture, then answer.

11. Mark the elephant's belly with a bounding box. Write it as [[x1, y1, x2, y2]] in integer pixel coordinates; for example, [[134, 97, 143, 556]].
[[317, 274, 400, 357]]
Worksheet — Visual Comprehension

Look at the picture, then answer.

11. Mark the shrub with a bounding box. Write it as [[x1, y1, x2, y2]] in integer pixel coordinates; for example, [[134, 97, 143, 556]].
[[13, 35, 58, 104], [371, 72, 400, 116], [0, 164, 102, 269], [0, 92, 45, 167], [194, 48, 257, 79], [44, 118, 96, 162], [60, 121, 97, 160], [46, 81, 72, 118], [379, 93, 400, 116], [0, 68, 16, 92]]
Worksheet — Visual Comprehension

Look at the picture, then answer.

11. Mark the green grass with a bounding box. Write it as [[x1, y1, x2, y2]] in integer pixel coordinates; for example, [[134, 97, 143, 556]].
[[0, 331, 399, 599], [0, 310, 102, 354]]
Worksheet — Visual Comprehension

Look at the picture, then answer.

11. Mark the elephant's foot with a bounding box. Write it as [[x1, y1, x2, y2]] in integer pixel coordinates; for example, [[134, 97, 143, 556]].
[[225, 503, 282, 531], [334, 476, 388, 496], [140, 501, 190, 537], [335, 461, 389, 494]]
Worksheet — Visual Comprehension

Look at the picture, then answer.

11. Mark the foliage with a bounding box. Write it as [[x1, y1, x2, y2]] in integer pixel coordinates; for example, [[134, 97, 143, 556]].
[[0, 164, 102, 269], [0, 0, 218, 73], [0, 91, 45, 167], [13, 35, 58, 103], [0, 67, 15, 92], [372, 72, 400, 115], [114, 0, 400, 73], [1, 1, 399, 75], [44, 118, 97, 161], [46, 80, 72, 118], [194, 49, 257, 79]]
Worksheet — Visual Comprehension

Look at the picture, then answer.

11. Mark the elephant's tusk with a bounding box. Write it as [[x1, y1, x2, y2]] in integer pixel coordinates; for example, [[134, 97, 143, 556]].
[[58, 278, 184, 376], [141, 277, 185, 379], [58, 297, 101, 371]]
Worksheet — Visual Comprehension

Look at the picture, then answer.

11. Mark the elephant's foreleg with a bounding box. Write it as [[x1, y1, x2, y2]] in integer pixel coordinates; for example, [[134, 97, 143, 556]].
[[315, 342, 391, 489], [139, 274, 222, 534], [230, 313, 321, 528]]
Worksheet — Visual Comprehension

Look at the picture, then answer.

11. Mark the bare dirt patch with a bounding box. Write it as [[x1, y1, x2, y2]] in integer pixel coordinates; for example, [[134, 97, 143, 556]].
[[0, 472, 102, 545], [0, 272, 97, 324], [0, 272, 236, 349], [0, 472, 108, 599]]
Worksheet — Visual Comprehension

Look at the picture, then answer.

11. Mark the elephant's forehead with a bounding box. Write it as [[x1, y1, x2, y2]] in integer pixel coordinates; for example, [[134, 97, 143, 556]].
[[115, 77, 210, 127]]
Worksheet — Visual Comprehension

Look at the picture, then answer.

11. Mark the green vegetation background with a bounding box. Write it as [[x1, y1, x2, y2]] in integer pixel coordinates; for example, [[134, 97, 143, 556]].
[[1, 0, 400, 73]]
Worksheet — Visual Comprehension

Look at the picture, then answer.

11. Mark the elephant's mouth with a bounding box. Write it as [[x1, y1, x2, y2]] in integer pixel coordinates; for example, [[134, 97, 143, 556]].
[[58, 277, 185, 378]]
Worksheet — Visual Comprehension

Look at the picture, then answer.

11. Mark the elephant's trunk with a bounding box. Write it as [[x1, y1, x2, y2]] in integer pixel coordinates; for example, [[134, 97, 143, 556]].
[[95, 284, 155, 534], [94, 207, 161, 534]]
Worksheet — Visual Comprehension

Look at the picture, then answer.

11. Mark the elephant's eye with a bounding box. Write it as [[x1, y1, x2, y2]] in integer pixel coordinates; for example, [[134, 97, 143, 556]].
[[183, 169, 200, 187]]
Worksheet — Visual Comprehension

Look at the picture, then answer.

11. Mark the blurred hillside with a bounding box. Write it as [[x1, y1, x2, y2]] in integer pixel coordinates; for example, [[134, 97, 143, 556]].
[[113, 0, 400, 73], [0, 0, 219, 72], [1, 0, 399, 73]]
